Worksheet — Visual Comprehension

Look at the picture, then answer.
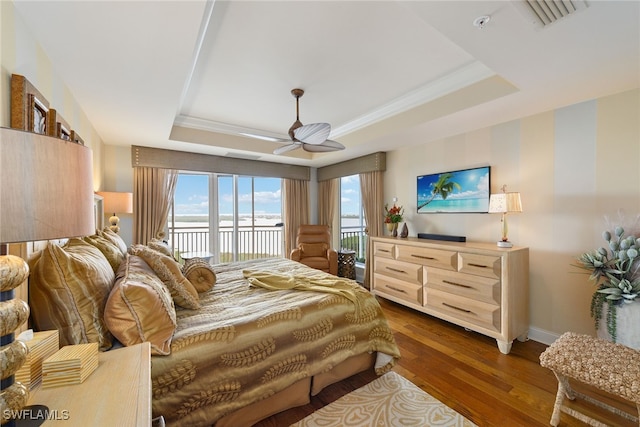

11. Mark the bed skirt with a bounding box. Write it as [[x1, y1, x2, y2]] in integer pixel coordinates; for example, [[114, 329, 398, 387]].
[[215, 352, 375, 427]]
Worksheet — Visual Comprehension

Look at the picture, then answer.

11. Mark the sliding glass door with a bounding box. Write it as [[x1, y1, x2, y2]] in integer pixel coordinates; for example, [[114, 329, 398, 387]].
[[168, 173, 283, 263]]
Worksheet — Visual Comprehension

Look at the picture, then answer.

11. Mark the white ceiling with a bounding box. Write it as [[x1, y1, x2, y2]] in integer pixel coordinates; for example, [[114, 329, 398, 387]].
[[12, 0, 640, 167]]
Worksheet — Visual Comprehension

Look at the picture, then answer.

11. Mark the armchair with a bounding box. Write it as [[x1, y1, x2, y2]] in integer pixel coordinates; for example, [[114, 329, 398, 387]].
[[290, 224, 338, 276]]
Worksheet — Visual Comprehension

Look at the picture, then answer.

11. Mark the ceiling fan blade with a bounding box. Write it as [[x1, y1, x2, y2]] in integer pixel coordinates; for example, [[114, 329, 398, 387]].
[[273, 143, 301, 155], [293, 122, 331, 145], [302, 139, 345, 153]]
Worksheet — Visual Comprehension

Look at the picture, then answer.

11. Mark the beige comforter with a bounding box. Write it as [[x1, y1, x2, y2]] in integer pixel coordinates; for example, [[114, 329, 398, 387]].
[[150, 258, 400, 426]]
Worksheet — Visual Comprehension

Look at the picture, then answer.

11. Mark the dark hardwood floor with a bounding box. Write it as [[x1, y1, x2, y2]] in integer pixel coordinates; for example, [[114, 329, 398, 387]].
[[256, 297, 636, 427]]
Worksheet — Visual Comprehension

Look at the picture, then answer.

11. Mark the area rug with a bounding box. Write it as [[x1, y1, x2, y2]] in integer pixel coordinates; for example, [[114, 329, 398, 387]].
[[291, 371, 477, 426]]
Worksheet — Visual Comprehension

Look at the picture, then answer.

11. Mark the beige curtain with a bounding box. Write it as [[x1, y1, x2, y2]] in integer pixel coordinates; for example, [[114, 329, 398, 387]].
[[360, 170, 384, 289], [318, 178, 338, 229], [283, 178, 310, 257], [133, 167, 178, 244]]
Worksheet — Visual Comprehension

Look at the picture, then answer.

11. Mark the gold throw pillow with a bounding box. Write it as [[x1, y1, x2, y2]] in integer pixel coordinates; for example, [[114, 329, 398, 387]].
[[29, 239, 115, 350], [183, 259, 216, 293], [104, 255, 177, 355], [129, 244, 200, 309]]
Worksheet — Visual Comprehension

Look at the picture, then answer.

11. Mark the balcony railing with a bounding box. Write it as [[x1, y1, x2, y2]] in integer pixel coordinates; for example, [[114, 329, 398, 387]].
[[168, 225, 367, 263]]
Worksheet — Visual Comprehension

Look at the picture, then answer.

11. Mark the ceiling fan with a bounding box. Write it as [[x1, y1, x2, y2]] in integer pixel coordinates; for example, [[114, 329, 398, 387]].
[[272, 89, 345, 155]]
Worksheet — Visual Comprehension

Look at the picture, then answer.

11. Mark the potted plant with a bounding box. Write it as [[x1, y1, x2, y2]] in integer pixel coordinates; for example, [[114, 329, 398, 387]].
[[577, 225, 640, 345], [384, 203, 404, 236]]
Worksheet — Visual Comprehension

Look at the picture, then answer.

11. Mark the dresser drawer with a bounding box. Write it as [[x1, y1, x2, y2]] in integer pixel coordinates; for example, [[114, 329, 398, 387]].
[[425, 289, 500, 332], [374, 257, 424, 286], [374, 274, 423, 305], [373, 241, 395, 259], [458, 253, 501, 279], [426, 269, 500, 305], [396, 245, 457, 270]]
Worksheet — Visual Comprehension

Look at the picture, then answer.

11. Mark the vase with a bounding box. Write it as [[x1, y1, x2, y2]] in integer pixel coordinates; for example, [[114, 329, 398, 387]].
[[386, 223, 397, 236], [400, 223, 408, 238], [597, 301, 640, 350]]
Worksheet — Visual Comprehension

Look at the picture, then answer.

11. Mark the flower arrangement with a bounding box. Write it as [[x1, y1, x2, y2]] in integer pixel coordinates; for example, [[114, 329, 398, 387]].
[[384, 203, 404, 224], [577, 225, 640, 341]]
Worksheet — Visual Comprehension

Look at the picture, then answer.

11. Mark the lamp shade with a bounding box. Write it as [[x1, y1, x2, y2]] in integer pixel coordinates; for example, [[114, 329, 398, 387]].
[[488, 192, 523, 214], [0, 127, 95, 243], [97, 191, 133, 215]]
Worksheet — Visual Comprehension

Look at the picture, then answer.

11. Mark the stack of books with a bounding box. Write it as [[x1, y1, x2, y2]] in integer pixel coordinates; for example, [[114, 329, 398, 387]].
[[15, 330, 59, 389], [42, 342, 99, 388]]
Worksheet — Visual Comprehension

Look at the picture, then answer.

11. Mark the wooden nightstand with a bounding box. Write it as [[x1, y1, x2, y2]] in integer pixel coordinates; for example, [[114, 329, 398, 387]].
[[25, 342, 151, 426]]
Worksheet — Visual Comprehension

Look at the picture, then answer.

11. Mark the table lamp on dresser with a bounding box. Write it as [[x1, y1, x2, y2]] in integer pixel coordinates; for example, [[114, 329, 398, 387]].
[[0, 127, 95, 426], [488, 184, 523, 248]]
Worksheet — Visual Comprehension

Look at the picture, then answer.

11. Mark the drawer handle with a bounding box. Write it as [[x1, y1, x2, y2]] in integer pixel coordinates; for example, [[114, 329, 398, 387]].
[[386, 285, 407, 294], [467, 263, 488, 269], [442, 302, 472, 314], [379, 249, 390, 253], [442, 280, 472, 289], [385, 267, 407, 274], [411, 254, 435, 260]]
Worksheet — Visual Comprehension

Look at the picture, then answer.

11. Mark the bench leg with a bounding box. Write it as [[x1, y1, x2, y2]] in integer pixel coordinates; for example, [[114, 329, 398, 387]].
[[550, 372, 575, 426]]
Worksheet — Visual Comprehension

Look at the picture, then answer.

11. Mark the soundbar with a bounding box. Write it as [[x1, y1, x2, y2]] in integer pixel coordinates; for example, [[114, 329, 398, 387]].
[[417, 233, 466, 242]]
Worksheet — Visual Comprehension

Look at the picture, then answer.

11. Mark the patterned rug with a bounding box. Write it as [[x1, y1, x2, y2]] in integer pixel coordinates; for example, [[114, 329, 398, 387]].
[[291, 371, 477, 427]]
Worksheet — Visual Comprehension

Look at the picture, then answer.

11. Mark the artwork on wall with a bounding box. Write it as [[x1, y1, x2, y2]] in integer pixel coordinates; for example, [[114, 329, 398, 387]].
[[417, 166, 491, 213], [10, 74, 83, 144], [11, 74, 51, 134]]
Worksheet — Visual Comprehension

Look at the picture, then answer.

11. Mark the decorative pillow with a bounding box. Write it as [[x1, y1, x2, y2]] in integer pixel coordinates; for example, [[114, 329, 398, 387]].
[[300, 242, 328, 258], [104, 255, 176, 355], [129, 244, 200, 309], [99, 228, 128, 256], [29, 239, 115, 350], [148, 238, 174, 259], [83, 233, 126, 272], [183, 259, 216, 293]]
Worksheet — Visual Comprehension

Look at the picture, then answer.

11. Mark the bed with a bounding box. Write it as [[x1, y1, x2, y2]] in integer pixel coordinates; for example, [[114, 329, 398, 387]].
[[24, 234, 400, 426]]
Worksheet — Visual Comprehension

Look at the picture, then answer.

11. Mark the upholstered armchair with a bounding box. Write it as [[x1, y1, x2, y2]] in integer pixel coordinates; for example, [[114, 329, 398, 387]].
[[290, 224, 338, 275]]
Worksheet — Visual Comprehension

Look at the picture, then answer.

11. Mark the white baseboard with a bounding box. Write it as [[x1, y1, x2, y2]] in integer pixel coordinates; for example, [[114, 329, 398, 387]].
[[527, 327, 560, 346]]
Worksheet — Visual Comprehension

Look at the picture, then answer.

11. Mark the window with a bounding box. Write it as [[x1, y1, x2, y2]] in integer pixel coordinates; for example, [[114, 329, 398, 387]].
[[340, 175, 366, 262], [168, 173, 283, 263], [168, 173, 210, 258]]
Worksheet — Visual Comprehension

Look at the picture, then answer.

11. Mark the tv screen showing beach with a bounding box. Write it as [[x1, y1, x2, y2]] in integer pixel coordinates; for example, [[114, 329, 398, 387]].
[[417, 166, 490, 213]]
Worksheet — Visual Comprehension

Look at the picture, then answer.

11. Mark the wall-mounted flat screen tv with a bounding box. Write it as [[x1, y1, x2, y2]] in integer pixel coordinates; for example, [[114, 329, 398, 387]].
[[417, 166, 491, 213]]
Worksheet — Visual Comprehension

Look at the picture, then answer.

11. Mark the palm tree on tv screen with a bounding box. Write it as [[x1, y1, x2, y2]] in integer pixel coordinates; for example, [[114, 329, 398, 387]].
[[417, 173, 461, 210]]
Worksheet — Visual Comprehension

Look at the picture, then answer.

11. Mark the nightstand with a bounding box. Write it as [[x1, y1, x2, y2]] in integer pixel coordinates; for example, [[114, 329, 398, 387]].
[[25, 342, 151, 426]]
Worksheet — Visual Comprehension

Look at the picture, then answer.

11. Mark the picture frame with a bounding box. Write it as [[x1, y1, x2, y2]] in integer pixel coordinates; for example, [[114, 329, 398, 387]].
[[11, 74, 51, 135], [70, 130, 85, 146], [417, 166, 491, 214], [49, 109, 71, 140]]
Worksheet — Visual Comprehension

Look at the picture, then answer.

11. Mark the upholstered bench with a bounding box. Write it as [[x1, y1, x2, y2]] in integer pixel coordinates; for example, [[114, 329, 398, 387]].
[[539, 332, 640, 426]]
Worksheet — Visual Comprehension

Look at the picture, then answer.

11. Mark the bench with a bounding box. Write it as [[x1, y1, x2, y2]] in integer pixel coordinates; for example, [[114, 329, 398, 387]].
[[539, 332, 640, 426]]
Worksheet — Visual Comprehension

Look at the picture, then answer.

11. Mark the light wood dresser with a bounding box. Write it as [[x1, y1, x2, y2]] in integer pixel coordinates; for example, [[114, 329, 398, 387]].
[[25, 342, 151, 426], [370, 236, 529, 354]]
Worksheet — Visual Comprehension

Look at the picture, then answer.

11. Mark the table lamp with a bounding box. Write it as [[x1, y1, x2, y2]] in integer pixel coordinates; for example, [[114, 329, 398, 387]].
[[488, 185, 523, 248], [0, 127, 95, 426], [96, 191, 133, 233]]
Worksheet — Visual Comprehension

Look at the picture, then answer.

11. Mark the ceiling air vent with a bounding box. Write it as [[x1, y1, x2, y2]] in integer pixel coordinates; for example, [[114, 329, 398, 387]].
[[515, 0, 588, 27]]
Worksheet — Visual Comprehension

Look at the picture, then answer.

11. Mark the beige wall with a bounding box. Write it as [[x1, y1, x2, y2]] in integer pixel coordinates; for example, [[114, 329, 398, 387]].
[[1, 1, 104, 190], [384, 89, 640, 343]]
